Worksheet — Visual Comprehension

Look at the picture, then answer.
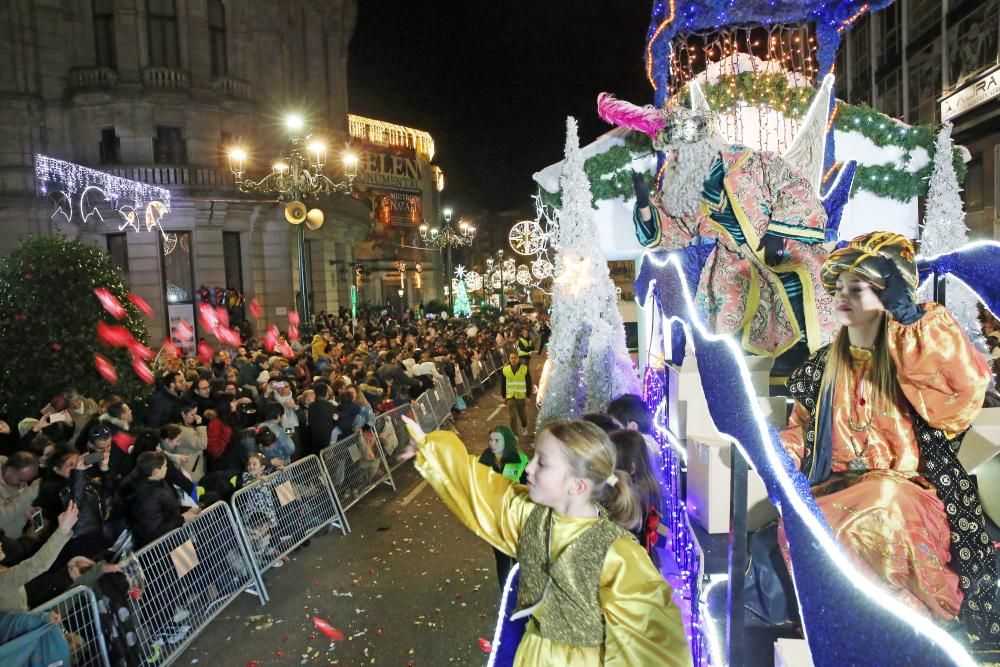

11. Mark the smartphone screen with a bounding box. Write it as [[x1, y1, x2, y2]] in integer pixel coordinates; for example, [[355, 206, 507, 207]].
[[31, 510, 43, 532]]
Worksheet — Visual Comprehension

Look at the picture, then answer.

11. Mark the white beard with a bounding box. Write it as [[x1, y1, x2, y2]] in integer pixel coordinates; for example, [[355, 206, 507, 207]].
[[659, 138, 721, 218]]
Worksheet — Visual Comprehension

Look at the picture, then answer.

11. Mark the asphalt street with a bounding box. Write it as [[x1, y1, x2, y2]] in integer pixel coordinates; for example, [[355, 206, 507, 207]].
[[182, 356, 542, 666]]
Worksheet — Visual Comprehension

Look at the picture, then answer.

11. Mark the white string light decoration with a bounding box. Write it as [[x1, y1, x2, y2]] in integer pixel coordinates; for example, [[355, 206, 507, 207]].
[[508, 219, 548, 256], [34, 154, 172, 237]]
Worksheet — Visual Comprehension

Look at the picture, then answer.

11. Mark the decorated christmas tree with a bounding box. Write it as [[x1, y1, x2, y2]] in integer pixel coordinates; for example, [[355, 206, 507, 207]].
[[0, 235, 151, 423], [538, 118, 640, 426], [917, 122, 987, 353], [453, 278, 472, 317]]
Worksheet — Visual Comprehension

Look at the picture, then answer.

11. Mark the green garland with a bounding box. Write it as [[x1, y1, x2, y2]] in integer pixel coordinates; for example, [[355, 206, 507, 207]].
[[543, 75, 964, 207]]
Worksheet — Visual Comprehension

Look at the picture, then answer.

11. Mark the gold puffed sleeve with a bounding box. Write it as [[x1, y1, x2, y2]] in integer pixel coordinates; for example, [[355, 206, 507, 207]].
[[779, 400, 812, 470], [414, 429, 534, 557], [888, 302, 991, 435], [601, 537, 693, 666]]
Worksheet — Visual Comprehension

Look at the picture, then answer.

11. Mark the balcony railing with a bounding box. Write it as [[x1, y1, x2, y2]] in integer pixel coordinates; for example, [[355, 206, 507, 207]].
[[68, 67, 118, 92], [141, 67, 191, 91], [103, 165, 237, 193], [212, 76, 253, 100]]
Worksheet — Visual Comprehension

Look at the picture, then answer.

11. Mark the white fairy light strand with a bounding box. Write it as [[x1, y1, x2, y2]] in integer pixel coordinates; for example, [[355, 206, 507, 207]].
[[34, 154, 170, 231]]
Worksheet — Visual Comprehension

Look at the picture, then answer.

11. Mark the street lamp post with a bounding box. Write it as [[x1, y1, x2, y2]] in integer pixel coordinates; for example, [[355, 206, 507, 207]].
[[497, 248, 505, 310], [227, 114, 357, 330], [419, 207, 474, 311]]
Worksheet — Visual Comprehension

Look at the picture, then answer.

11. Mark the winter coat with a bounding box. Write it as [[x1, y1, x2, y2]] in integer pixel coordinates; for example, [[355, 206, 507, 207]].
[[161, 424, 208, 481], [307, 399, 336, 455], [118, 474, 184, 549], [0, 529, 71, 612], [145, 387, 182, 427], [35, 470, 106, 539]]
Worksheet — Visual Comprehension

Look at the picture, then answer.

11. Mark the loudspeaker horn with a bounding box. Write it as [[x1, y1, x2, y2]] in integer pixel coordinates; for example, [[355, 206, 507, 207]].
[[284, 201, 307, 224], [306, 207, 324, 230]]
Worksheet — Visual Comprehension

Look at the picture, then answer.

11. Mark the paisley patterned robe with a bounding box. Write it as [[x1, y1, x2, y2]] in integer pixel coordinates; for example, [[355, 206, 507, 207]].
[[635, 146, 837, 356]]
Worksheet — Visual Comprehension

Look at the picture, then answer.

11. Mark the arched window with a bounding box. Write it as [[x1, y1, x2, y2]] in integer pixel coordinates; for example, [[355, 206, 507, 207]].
[[208, 0, 228, 77]]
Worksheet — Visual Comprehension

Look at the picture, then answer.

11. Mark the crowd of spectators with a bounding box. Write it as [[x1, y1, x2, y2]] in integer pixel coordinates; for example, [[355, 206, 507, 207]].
[[0, 305, 545, 655]]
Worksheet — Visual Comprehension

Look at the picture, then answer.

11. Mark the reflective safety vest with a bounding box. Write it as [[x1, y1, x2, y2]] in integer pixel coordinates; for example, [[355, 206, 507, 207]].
[[503, 364, 528, 399], [501, 451, 529, 483], [516, 336, 532, 357]]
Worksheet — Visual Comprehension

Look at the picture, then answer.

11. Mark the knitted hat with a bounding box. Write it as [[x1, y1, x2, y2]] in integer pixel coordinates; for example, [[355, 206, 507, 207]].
[[820, 231, 918, 295]]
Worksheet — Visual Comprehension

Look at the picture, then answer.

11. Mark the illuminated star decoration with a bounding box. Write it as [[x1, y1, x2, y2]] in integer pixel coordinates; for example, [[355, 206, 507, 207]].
[[554, 255, 592, 297], [454, 264, 466, 279]]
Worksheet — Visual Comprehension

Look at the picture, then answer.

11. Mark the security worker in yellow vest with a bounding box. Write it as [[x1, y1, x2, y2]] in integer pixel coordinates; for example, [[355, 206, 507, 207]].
[[515, 328, 533, 360], [500, 352, 533, 436]]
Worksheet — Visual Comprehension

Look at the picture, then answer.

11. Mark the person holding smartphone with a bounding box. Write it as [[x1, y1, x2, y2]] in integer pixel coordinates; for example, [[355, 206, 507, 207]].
[[0, 501, 79, 612], [34, 444, 111, 567]]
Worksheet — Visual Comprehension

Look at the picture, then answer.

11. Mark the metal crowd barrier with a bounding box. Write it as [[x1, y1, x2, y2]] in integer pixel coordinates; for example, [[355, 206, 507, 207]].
[[374, 403, 419, 472], [230, 455, 349, 601], [31, 585, 111, 667], [413, 390, 439, 433], [320, 429, 396, 511], [118, 501, 263, 665]]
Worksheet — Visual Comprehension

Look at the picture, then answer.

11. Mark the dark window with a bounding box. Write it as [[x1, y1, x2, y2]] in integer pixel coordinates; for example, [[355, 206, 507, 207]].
[[153, 126, 186, 164], [208, 0, 228, 77], [223, 232, 243, 291], [107, 233, 129, 275], [93, 0, 116, 68], [147, 0, 179, 68], [99, 127, 121, 165], [223, 232, 245, 322], [965, 155, 984, 212]]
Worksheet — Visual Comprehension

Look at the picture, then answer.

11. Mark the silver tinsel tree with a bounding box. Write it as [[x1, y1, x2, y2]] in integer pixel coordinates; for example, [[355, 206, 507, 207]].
[[917, 122, 988, 353], [537, 117, 640, 427]]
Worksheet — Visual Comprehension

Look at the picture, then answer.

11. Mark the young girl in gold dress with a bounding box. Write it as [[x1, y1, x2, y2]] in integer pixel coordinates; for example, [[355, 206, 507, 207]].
[[401, 418, 691, 666]]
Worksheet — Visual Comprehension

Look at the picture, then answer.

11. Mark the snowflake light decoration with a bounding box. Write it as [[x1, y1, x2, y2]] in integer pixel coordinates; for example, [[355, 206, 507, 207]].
[[509, 219, 548, 256], [465, 271, 483, 292], [516, 265, 532, 286], [454, 264, 466, 279]]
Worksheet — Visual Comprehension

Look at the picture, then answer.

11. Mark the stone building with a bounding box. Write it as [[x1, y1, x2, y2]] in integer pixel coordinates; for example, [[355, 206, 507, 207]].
[[835, 0, 1000, 240], [0, 0, 389, 343]]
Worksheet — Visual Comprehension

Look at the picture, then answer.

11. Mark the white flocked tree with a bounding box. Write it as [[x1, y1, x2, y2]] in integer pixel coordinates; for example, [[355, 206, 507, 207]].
[[538, 117, 641, 427], [917, 121, 988, 353]]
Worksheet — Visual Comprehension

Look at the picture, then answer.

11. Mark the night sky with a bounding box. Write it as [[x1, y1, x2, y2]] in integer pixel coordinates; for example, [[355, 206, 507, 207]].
[[347, 1, 653, 215]]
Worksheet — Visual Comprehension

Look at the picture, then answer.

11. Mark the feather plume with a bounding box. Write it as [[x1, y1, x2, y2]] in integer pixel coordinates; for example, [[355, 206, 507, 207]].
[[596, 93, 665, 138]]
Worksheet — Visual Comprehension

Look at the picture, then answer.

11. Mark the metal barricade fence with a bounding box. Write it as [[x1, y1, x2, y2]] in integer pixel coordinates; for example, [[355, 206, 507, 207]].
[[374, 403, 418, 472], [118, 501, 263, 665], [320, 428, 396, 512], [423, 378, 454, 429], [413, 390, 439, 433], [32, 585, 110, 667], [230, 455, 348, 600]]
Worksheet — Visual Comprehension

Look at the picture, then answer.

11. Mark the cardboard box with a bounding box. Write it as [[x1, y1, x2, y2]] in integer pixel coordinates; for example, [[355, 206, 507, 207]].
[[685, 434, 778, 534], [958, 407, 1000, 474], [774, 638, 814, 667]]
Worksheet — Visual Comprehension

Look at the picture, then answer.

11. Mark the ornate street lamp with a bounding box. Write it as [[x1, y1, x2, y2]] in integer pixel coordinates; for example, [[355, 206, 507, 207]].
[[227, 114, 357, 327], [417, 207, 475, 309]]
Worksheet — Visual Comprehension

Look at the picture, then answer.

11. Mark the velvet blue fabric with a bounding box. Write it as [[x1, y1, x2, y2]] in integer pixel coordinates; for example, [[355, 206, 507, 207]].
[[917, 241, 1000, 317]]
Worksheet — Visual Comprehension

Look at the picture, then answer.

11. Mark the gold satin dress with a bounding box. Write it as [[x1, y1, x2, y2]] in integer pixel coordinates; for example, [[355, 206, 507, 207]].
[[414, 430, 692, 666], [780, 303, 991, 620]]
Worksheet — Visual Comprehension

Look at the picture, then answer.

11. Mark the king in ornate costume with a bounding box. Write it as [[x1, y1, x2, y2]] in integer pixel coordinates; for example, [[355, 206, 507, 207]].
[[598, 79, 842, 360]]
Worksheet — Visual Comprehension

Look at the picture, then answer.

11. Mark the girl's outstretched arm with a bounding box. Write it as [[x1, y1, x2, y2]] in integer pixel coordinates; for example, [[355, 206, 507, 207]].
[[412, 429, 533, 557]]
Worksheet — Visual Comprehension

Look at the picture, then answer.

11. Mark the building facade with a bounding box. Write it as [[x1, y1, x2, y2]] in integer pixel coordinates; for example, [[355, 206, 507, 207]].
[[835, 0, 1000, 240], [347, 114, 445, 314], [0, 0, 374, 343]]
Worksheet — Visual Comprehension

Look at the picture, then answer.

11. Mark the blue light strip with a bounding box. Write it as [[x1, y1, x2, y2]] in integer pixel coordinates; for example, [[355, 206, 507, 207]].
[[636, 247, 976, 666]]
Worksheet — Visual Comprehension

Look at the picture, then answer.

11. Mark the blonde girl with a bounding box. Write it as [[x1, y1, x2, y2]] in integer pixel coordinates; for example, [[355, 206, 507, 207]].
[[401, 417, 690, 666]]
